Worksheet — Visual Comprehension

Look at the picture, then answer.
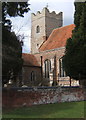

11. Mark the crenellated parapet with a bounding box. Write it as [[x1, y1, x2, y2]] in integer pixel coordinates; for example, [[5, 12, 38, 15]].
[[31, 7, 63, 22]]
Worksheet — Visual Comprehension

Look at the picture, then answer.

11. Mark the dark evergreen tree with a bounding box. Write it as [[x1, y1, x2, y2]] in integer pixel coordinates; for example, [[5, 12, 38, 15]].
[[2, 2, 30, 86], [63, 2, 86, 86]]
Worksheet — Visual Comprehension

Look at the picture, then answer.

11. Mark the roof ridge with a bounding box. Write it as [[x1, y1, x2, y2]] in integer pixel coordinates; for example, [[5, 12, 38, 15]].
[[39, 24, 75, 52], [38, 40, 47, 50], [22, 53, 31, 55], [53, 24, 74, 31]]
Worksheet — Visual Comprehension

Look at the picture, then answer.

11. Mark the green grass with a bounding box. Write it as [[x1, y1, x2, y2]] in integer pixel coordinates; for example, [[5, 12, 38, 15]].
[[3, 101, 85, 118]]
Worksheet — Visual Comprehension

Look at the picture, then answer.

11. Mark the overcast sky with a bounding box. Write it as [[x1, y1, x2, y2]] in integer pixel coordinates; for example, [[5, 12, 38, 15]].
[[11, 0, 75, 53]]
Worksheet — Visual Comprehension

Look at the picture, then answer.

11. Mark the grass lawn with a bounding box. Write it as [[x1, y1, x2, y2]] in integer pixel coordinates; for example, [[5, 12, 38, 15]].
[[2, 101, 85, 118]]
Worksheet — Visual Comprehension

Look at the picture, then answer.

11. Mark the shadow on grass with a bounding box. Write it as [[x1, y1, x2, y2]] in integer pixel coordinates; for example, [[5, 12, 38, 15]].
[[1, 118, 86, 120], [2, 101, 85, 119]]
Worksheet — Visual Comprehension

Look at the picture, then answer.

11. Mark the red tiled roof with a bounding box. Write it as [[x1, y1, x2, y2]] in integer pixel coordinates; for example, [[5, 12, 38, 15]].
[[22, 53, 40, 66], [39, 24, 75, 51]]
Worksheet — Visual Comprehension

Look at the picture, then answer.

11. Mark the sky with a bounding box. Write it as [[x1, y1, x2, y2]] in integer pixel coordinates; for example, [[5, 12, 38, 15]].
[[11, 0, 75, 53]]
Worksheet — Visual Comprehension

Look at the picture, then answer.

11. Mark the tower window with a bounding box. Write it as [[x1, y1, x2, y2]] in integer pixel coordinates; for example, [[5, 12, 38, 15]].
[[37, 44, 39, 47], [36, 25, 40, 33]]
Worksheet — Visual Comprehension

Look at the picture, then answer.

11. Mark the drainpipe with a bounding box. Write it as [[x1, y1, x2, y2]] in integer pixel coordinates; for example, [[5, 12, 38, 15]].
[[52, 55, 58, 86], [41, 56, 43, 82]]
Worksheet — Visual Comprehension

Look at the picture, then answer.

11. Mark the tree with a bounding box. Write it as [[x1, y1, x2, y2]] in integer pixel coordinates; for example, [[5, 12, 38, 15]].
[[2, 2, 30, 86], [63, 2, 86, 86]]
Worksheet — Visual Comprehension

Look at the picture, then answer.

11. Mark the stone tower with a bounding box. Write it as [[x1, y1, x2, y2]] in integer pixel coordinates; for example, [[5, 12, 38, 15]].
[[31, 7, 63, 54]]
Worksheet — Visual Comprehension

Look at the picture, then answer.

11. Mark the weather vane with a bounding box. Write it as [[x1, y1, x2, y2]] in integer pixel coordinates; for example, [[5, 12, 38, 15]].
[[46, 3, 49, 8]]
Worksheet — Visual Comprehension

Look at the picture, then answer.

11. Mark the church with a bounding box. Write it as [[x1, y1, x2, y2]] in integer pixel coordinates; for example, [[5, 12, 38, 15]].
[[21, 7, 79, 87]]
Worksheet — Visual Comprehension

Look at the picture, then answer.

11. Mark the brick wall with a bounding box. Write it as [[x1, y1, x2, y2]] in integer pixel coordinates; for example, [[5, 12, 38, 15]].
[[22, 66, 42, 86], [2, 87, 85, 108], [34, 48, 79, 86], [22, 48, 79, 87]]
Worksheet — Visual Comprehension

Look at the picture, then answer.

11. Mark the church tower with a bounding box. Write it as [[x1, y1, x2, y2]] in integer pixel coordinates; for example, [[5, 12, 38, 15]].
[[31, 7, 63, 54]]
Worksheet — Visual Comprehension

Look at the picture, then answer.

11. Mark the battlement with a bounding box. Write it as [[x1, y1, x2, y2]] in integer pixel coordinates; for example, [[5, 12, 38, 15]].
[[31, 7, 63, 21]]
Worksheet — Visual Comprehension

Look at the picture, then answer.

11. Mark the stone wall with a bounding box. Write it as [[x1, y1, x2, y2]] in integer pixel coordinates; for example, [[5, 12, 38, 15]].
[[45, 11, 63, 38], [2, 87, 85, 108]]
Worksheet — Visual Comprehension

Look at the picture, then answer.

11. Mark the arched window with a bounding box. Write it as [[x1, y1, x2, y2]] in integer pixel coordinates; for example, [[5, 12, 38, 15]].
[[36, 25, 40, 33], [31, 71, 35, 81], [59, 58, 66, 77], [44, 59, 51, 78]]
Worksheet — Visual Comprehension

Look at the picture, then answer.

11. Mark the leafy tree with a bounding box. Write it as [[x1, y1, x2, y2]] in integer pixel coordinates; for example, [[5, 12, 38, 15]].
[[2, 2, 30, 86], [63, 2, 86, 86]]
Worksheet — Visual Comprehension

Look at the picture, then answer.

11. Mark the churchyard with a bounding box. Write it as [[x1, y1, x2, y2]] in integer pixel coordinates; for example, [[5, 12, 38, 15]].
[[3, 101, 85, 118]]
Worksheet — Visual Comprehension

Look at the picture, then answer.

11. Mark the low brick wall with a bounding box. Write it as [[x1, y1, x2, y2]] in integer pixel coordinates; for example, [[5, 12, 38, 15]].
[[2, 87, 86, 108]]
